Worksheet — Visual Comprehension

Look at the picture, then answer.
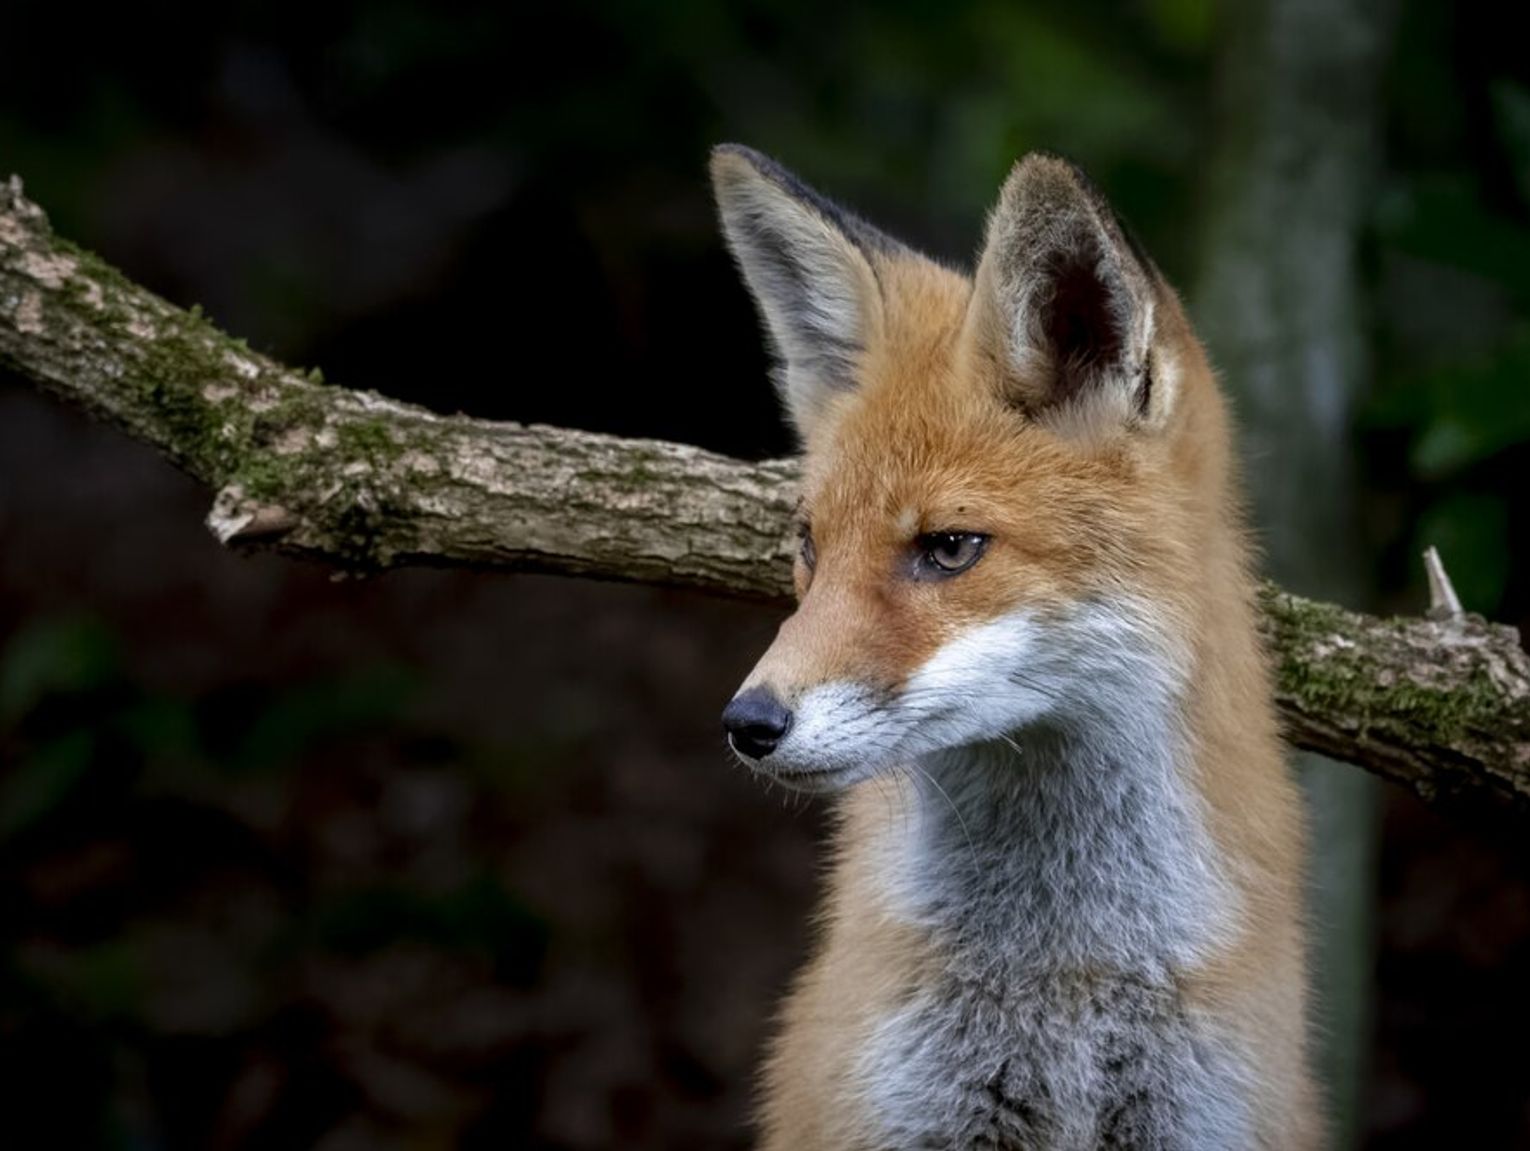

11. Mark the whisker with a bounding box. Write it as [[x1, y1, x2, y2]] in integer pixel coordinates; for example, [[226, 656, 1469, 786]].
[[1004, 670, 1068, 704], [907, 759, 979, 871]]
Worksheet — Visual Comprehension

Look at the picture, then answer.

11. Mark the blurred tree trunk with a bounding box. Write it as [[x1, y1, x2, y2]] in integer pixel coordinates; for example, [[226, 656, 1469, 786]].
[[1194, 0, 1396, 1143]]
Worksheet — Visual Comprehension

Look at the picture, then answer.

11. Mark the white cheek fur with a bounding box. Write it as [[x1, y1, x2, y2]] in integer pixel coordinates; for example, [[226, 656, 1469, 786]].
[[745, 680, 890, 786], [746, 612, 1050, 784], [747, 599, 1185, 783]]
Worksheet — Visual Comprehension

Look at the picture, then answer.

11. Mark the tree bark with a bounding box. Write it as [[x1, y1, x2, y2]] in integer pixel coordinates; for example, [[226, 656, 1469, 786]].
[[3, 173, 1528, 826], [1193, 0, 1396, 1138]]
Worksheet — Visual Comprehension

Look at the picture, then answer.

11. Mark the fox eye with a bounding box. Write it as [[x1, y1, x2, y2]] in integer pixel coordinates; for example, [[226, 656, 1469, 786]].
[[916, 531, 988, 578], [798, 525, 817, 572]]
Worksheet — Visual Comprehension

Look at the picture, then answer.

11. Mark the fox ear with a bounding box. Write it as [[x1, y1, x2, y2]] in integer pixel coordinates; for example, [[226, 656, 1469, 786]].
[[710, 144, 894, 438], [967, 154, 1170, 434]]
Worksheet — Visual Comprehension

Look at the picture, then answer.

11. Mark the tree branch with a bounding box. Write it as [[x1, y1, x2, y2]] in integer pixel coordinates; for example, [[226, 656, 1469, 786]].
[[4, 175, 1529, 820]]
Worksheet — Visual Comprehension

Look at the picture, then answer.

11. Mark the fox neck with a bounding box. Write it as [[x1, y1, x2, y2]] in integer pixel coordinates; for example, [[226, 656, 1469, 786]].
[[866, 681, 1234, 981]]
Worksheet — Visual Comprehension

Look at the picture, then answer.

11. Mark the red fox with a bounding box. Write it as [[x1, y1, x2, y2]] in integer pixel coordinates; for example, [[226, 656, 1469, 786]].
[[711, 145, 1317, 1149]]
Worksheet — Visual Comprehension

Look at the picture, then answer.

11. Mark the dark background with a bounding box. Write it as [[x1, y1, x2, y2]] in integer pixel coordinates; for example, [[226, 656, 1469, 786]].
[[4, 1, 1530, 1147]]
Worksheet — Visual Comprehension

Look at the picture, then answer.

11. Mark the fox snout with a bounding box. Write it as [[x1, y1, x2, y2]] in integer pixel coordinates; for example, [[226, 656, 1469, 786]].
[[721, 686, 793, 760]]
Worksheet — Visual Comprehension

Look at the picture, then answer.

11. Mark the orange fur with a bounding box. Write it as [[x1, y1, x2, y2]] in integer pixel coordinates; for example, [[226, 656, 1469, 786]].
[[714, 148, 1317, 1148]]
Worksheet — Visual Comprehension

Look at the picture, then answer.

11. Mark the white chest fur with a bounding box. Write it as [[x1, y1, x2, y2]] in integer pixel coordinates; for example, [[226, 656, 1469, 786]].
[[851, 723, 1251, 1149]]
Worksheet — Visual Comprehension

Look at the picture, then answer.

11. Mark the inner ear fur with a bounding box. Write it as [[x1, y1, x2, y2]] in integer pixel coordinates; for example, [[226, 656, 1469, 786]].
[[967, 153, 1169, 432]]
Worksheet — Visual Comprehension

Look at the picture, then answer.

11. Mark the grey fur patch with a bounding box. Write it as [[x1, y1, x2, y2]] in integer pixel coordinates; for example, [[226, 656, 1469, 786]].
[[858, 728, 1255, 1148], [710, 144, 905, 430], [850, 613, 1253, 1149]]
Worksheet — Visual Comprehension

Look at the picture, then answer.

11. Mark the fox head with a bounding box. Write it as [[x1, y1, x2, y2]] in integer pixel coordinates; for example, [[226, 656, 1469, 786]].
[[711, 145, 1230, 791]]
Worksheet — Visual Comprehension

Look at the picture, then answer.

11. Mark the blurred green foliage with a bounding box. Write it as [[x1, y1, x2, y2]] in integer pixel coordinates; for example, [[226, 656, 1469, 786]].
[[1366, 22, 1530, 618]]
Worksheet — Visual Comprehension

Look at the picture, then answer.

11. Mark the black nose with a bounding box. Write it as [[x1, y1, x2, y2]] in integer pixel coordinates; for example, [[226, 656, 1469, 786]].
[[722, 687, 793, 759]]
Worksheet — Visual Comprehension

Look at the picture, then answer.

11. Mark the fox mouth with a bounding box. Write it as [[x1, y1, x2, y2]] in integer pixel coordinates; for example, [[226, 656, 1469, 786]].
[[736, 757, 855, 793]]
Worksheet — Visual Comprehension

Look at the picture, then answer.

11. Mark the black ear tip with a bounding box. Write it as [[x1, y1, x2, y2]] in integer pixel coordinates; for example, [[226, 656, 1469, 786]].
[[710, 143, 754, 178], [710, 143, 799, 190], [712, 142, 781, 172], [712, 141, 757, 161], [709, 144, 787, 199]]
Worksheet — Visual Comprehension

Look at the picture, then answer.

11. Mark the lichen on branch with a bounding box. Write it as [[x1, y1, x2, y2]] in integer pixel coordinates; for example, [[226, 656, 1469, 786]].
[[0, 175, 797, 596]]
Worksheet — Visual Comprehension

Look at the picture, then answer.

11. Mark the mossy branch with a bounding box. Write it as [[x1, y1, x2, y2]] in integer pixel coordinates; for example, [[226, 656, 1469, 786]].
[[4, 175, 1529, 820]]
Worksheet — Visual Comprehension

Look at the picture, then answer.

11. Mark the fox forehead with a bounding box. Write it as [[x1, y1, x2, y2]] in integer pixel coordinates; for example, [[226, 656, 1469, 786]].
[[797, 261, 986, 517], [796, 255, 1150, 559]]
